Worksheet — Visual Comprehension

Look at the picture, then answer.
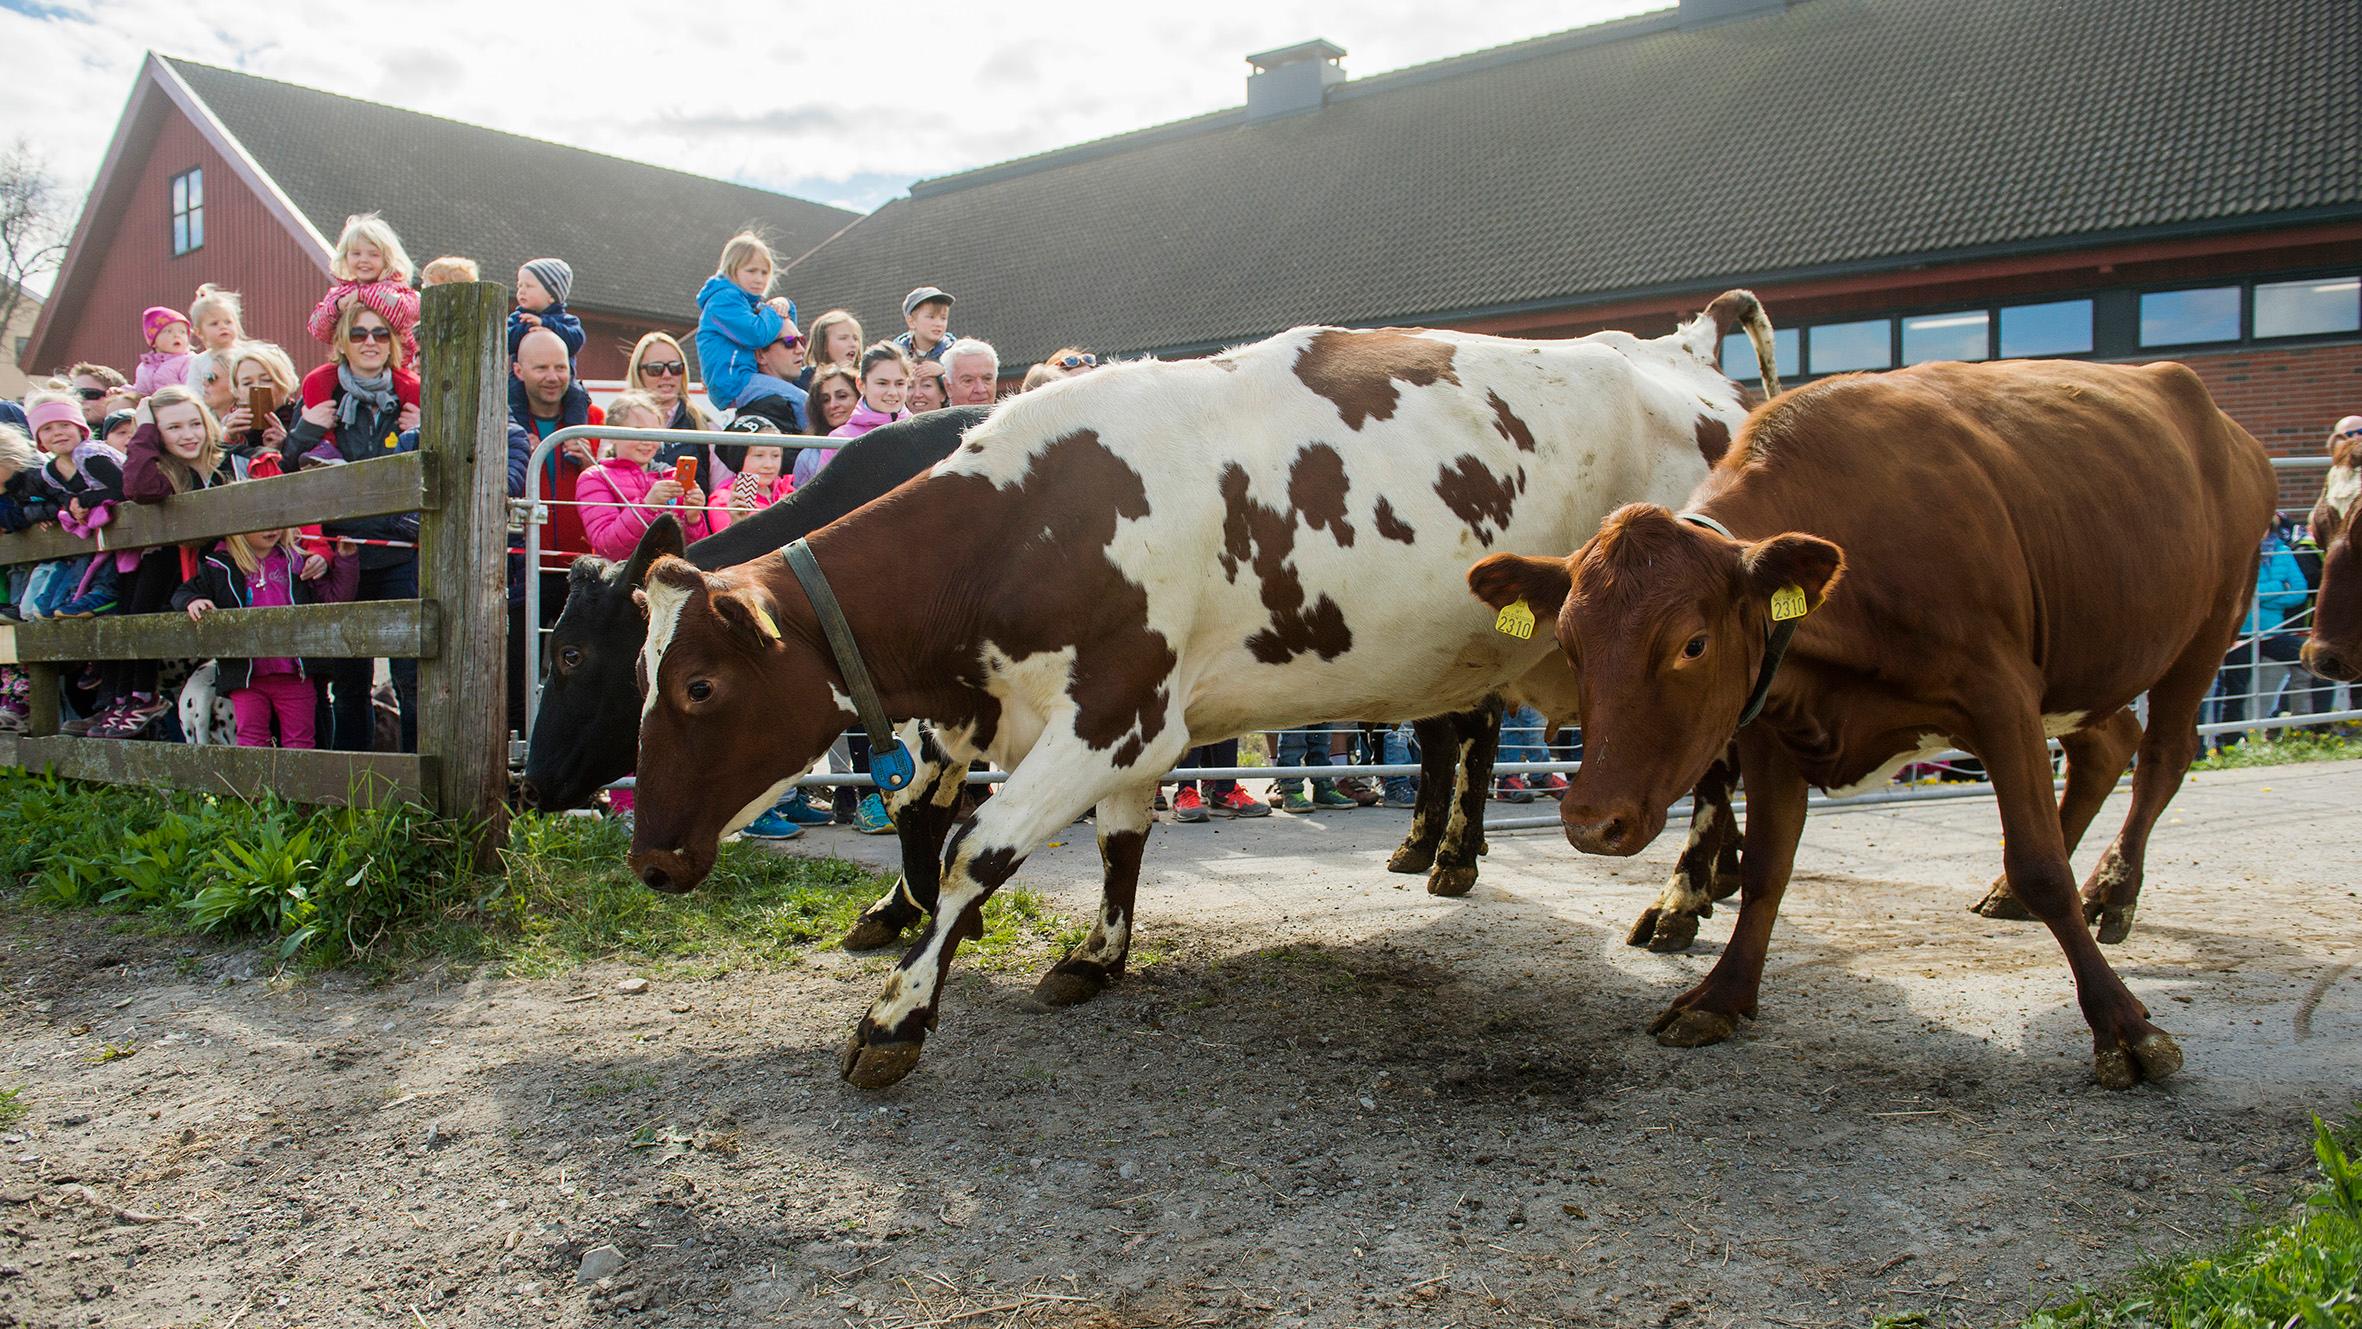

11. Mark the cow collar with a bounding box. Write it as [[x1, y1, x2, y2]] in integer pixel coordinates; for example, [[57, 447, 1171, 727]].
[[780, 539, 916, 793], [1675, 511, 1797, 728]]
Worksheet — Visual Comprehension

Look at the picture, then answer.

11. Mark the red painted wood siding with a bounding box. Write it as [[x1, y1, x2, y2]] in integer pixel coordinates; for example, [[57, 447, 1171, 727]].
[[32, 99, 329, 383]]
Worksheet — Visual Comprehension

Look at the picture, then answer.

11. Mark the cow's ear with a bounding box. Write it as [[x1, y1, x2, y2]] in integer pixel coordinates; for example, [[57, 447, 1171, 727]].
[[623, 515, 686, 589], [1467, 553, 1574, 620], [1742, 533, 1845, 616], [567, 555, 613, 594], [713, 588, 783, 650]]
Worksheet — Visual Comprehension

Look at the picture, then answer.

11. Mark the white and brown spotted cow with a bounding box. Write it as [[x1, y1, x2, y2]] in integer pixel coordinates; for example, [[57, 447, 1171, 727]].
[[626, 294, 1777, 1088]]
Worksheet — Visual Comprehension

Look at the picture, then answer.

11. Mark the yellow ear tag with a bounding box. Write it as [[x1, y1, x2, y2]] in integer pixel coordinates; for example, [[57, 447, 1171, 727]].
[[1494, 598, 1536, 640], [749, 603, 781, 641], [1769, 584, 1810, 622]]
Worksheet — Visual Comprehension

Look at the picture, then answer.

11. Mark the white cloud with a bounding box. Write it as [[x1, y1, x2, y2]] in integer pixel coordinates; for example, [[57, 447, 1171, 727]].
[[1, 0, 1662, 285]]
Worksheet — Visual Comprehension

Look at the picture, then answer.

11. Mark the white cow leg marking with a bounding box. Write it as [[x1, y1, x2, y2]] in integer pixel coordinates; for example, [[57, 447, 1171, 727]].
[[1426, 709, 1498, 898], [841, 722, 1162, 1088], [844, 727, 980, 953], [1035, 781, 1158, 1009]]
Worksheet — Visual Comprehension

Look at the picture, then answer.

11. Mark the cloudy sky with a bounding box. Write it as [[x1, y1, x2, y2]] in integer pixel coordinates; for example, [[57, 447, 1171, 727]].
[[4, 0, 1658, 240]]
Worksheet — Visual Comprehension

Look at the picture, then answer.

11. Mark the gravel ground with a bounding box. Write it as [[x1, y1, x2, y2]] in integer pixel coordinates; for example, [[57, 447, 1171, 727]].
[[2, 759, 2357, 1328]]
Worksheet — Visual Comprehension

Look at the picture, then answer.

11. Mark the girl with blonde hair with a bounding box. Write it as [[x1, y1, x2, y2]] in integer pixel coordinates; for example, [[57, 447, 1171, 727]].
[[189, 283, 246, 351], [306, 212, 422, 363]]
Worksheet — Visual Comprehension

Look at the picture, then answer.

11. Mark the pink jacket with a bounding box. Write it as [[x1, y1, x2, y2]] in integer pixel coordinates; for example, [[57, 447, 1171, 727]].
[[575, 457, 710, 561], [133, 350, 191, 395], [307, 279, 422, 362], [827, 399, 907, 442], [704, 473, 795, 532]]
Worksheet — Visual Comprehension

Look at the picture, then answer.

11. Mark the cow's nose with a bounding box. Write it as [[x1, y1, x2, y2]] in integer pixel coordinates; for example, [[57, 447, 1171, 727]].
[[2302, 639, 2359, 683], [639, 863, 673, 893], [1561, 796, 1653, 856]]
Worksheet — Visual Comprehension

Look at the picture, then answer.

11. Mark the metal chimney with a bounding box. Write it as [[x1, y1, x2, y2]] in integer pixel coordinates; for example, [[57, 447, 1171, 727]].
[[1246, 40, 1347, 121]]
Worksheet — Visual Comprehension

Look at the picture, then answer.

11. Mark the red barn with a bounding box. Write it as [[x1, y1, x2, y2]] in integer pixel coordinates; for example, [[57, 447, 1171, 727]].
[[22, 54, 856, 384]]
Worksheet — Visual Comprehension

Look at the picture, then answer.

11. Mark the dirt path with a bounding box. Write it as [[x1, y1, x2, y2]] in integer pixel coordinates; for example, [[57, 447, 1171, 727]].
[[4, 760, 2359, 1328]]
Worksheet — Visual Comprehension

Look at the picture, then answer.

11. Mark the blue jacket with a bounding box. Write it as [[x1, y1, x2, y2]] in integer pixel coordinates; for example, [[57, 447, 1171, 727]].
[[695, 276, 795, 408], [508, 302, 586, 363], [2247, 533, 2308, 633]]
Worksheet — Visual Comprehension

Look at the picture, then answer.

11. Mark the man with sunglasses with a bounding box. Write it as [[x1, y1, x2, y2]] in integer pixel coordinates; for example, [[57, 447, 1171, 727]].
[[729, 319, 809, 433], [67, 363, 129, 428]]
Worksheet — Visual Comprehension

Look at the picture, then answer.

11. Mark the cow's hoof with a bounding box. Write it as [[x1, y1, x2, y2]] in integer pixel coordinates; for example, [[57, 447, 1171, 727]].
[[2085, 898, 2137, 946], [1970, 878, 2036, 921], [1031, 962, 1114, 1009], [840, 911, 911, 952], [837, 1027, 926, 1089], [1386, 843, 1436, 875], [1646, 908, 1701, 953], [1625, 906, 1664, 948], [2093, 1027, 2181, 1090], [1426, 864, 1478, 897], [1649, 1006, 1737, 1048]]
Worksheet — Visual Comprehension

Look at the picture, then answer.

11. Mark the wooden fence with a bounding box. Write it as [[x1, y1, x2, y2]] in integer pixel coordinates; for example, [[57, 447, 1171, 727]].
[[0, 282, 513, 848]]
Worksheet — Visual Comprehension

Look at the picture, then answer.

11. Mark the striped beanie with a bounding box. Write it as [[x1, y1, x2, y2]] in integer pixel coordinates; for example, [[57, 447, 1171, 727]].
[[522, 258, 573, 306]]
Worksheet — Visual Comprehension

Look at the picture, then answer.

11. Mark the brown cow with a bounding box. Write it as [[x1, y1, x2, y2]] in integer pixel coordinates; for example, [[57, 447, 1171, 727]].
[[1468, 359, 2275, 1089], [2301, 427, 2360, 683]]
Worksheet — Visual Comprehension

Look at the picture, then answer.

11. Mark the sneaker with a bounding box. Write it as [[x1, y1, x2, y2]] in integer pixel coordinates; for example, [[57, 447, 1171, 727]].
[[779, 794, 835, 826], [1311, 782, 1357, 810], [1171, 786, 1208, 823], [1495, 775, 1536, 804], [740, 808, 806, 840], [1211, 787, 1270, 818], [1382, 782, 1419, 809], [0, 706, 23, 734], [1267, 780, 1300, 808], [1154, 791, 1170, 813], [96, 694, 169, 738], [61, 701, 119, 737], [1279, 785, 1315, 814], [854, 792, 895, 836], [1536, 772, 1569, 797], [52, 587, 117, 618], [1332, 776, 1383, 807]]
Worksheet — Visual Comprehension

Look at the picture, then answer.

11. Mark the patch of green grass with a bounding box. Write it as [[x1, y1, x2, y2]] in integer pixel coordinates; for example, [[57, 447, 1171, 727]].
[[0, 1087, 24, 1129], [2193, 725, 2362, 772], [2021, 1115, 2362, 1329], [87, 1040, 136, 1064]]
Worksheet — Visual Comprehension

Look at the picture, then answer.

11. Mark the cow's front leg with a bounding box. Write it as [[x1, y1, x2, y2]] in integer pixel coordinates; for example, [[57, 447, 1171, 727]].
[[1386, 713, 1465, 876], [1426, 700, 1500, 897], [839, 725, 1174, 1089], [842, 725, 968, 951], [1032, 781, 1158, 1008], [1628, 749, 1742, 951]]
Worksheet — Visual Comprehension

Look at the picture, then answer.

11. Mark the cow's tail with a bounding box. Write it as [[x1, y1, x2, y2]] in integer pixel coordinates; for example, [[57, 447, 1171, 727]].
[[1698, 289, 1782, 399]]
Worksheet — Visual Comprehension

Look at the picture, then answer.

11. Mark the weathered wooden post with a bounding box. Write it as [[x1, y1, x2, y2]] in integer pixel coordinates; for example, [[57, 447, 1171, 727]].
[[414, 281, 512, 858]]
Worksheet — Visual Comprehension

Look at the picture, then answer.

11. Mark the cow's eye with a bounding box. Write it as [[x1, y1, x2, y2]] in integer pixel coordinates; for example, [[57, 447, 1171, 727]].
[[558, 646, 583, 671], [686, 680, 713, 703], [1682, 634, 1708, 660]]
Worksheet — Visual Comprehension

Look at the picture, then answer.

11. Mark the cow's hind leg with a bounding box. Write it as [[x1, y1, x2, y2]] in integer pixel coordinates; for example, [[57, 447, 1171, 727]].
[[1386, 713, 1466, 876], [1426, 701, 1500, 897], [840, 726, 1179, 1089], [2079, 630, 2236, 945], [1974, 695, 2179, 1089], [842, 727, 967, 951], [1032, 781, 1157, 1008], [1628, 748, 1742, 952], [1971, 708, 2140, 924]]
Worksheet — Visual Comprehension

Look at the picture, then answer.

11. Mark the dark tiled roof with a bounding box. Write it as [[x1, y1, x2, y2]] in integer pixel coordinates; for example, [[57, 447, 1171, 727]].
[[163, 57, 859, 324], [781, 0, 2362, 368]]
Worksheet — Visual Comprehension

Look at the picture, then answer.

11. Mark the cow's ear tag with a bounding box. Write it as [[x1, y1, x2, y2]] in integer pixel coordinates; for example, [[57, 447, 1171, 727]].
[[1493, 598, 1536, 640], [1769, 584, 1810, 622], [871, 741, 917, 793], [748, 603, 781, 642]]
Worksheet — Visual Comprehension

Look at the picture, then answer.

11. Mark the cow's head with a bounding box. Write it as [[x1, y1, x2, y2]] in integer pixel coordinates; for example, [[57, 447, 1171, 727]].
[[624, 533, 852, 895], [517, 525, 683, 813], [2302, 434, 2361, 682], [1469, 504, 1842, 856]]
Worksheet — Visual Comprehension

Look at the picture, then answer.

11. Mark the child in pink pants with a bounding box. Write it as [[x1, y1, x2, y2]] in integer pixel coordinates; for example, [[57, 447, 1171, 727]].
[[172, 528, 358, 748]]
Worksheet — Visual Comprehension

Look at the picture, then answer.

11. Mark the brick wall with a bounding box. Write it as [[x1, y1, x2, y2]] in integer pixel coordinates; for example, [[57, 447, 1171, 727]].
[[2153, 341, 2362, 511]]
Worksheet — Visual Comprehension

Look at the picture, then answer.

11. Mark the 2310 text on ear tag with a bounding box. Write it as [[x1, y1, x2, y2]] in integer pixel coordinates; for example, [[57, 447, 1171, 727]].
[[1494, 598, 1536, 640], [1769, 584, 1810, 622]]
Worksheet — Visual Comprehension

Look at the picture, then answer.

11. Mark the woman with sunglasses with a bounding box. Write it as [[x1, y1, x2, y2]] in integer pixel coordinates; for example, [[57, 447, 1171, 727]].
[[626, 331, 714, 478], [287, 305, 423, 752], [1019, 347, 1100, 391]]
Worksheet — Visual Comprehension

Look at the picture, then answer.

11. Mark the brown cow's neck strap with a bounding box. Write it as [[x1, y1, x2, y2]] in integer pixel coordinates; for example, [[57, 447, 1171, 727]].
[[781, 539, 916, 792], [1676, 511, 1794, 728]]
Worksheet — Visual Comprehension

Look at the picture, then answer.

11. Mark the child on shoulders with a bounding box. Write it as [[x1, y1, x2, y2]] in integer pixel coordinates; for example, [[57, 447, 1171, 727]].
[[694, 232, 799, 410], [131, 306, 194, 395], [190, 284, 246, 353], [306, 212, 422, 365], [508, 258, 584, 365]]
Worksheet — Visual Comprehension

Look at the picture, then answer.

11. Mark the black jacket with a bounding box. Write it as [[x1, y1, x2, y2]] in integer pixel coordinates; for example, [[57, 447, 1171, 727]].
[[170, 546, 360, 691]]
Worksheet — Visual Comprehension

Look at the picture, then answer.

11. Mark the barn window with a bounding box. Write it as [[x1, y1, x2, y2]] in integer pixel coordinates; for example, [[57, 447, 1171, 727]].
[[1902, 311, 1989, 364], [2138, 287, 2239, 347], [1719, 327, 1798, 382], [170, 168, 204, 256], [1807, 319, 1891, 374], [1998, 300, 2093, 358], [2253, 276, 2359, 339]]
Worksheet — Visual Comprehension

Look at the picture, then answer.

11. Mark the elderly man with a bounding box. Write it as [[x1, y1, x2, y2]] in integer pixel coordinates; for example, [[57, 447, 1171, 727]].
[[510, 327, 604, 620], [944, 337, 1000, 407]]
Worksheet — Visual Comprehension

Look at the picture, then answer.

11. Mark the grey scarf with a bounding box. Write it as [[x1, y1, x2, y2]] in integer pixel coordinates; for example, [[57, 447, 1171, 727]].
[[336, 362, 399, 431]]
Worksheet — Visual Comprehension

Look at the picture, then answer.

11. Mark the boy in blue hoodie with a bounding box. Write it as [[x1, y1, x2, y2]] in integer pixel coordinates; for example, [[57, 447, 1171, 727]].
[[508, 259, 585, 366], [695, 232, 799, 409]]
